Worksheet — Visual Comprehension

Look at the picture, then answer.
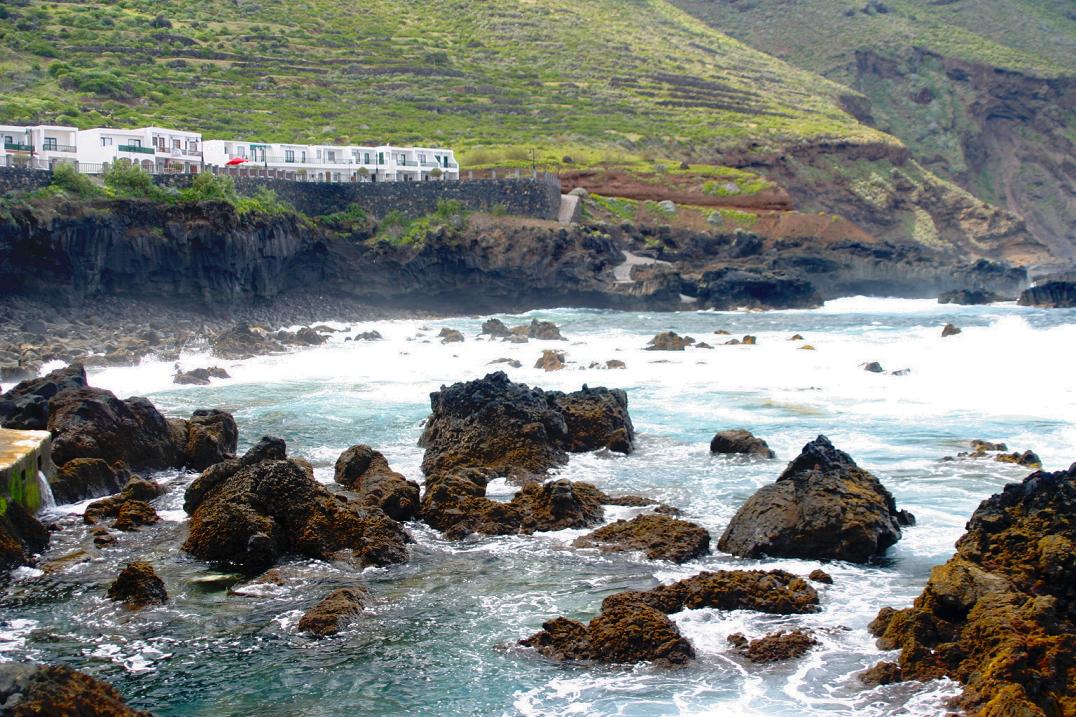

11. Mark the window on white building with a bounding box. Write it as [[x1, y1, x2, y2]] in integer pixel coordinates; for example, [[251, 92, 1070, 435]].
[[285, 150, 295, 163], [101, 137, 113, 147], [364, 152, 371, 164], [43, 137, 57, 150]]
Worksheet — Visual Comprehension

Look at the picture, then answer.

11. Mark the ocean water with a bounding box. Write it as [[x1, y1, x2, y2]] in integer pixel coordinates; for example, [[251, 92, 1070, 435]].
[[4, 297, 1075, 716]]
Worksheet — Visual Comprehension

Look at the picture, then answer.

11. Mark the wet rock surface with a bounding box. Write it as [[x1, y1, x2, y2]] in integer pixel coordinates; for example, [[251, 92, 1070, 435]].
[[0, 363, 87, 430], [334, 445, 420, 522], [709, 429, 775, 459], [574, 514, 711, 563], [50, 458, 125, 505], [298, 587, 368, 638], [601, 569, 820, 616], [0, 501, 49, 573], [0, 663, 151, 717], [728, 630, 819, 663], [183, 438, 411, 573], [419, 372, 634, 480], [868, 462, 1076, 716], [718, 436, 913, 563], [173, 366, 230, 385], [1018, 280, 1076, 308], [107, 561, 168, 608], [646, 331, 694, 351], [519, 603, 695, 667], [938, 288, 1006, 305]]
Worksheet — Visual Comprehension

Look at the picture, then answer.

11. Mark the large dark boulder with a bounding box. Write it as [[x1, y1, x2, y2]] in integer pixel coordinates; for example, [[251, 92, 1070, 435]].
[[0, 363, 87, 430], [47, 388, 176, 469], [520, 602, 694, 667], [709, 429, 775, 458], [0, 663, 151, 717], [717, 436, 913, 563], [0, 501, 49, 573], [696, 267, 820, 311], [172, 409, 238, 470], [419, 372, 634, 480], [334, 445, 420, 521], [868, 463, 1076, 716], [1018, 280, 1076, 308], [645, 331, 694, 351], [574, 513, 711, 563], [107, 561, 168, 608], [183, 438, 410, 574]]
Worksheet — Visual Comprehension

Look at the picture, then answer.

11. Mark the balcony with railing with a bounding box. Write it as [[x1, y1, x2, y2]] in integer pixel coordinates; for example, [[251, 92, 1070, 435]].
[[3, 142, 33, 152], [119, 144, 155, 155], [41, 144, 77, 153]]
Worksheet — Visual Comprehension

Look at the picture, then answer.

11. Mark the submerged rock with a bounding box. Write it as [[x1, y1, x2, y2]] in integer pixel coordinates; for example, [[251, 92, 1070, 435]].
[[709, 429, 775, 459], [0, 663, 151, 716], [419, 372, 634, 480], [334, 445, 420, 521], [183, 438, 410, 573], [112, 500, 160, 531], [728, 630, 819, 663], [574, 514, 710, 563], [519, 602, 694, 667], [718, 436, 913, 563], [602, 569, 820, 616], [646, 331, 694, 351], [107, 561, 167, 608], [868, 462, 1076, 715], [298, 587, 368, 638]]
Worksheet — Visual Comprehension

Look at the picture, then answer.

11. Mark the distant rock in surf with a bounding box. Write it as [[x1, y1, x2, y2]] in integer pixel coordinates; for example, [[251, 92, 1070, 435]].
[[107, 561, 167, 608], [710, 429, 775, 459], [938, 288, 1006, 305], [646, 331, 694, 351], [941, 322, 962, 337], [298, 587, 368, 638]]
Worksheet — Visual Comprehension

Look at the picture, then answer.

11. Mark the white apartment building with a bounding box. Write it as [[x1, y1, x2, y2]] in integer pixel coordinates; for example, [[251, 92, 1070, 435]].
[[0, 122, 459, 182], [77, 126, 203, 174], [202, 140, 458, 182], [1, 124, 80, 169]]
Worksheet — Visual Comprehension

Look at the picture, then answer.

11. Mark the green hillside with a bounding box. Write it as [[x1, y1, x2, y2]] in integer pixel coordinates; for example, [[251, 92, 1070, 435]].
[[670, 0, 1075, 254], [0, 0, 885, 165]]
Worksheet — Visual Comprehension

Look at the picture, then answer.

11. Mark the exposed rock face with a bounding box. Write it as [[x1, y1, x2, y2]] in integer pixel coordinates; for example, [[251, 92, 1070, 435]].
[[709, 429, 776, 459], [112, 500, 160, 531], [0, 500, 49, 572], [481, 318, 512, 338], [419, 475, 606, 539], [941, 322, 962, 337], [50, 458, 124, 505], [0, 363, 86, 430], [211, 323, 285, 359], [107, 561, 168, 608], [419, 372, 634, 480], [728, 630, 819, 663], [574, 514, 711, 563], [602, 569, 820, 616], [548, 386, 635, 454], [696, 267, 820, 311], [173, 409, 239, 470], [48, 388, 173, 468], [519, 603, 695, 667], [438, 328, 464, 344], [174, 367, 230, 385], [939, 289, 1005, 305], [334, 445, 420, 521], [513, 319, 565, 341], [183, 438, 410, 573], [868, 463, 1076, 716], [646, 331, 694, 351], [298, 587, 368, 638], [83, 475, 165, 525], [0, 663, 151, 717], [1019, 281, 1076, 308], [718, 436, 913, 563]]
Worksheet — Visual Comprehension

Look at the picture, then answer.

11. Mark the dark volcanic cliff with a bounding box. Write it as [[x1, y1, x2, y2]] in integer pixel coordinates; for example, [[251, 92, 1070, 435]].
[[0, 198, 1030, 312]]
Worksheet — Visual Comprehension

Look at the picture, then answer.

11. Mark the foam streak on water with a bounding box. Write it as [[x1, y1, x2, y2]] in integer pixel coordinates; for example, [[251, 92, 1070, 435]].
[[7, 298, 1076, 716]]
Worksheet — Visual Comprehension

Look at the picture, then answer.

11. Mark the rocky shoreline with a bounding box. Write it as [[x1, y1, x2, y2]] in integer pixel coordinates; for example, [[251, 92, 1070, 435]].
[[2, 354, 1071, 714]]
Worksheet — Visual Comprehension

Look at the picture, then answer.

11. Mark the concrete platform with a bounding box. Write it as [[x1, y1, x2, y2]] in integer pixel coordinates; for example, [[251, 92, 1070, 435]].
[[0, 428, 54, 515]]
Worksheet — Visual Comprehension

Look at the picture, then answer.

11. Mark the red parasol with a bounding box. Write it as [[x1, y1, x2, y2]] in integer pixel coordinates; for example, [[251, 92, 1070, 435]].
[[225, 157, 248, 166]]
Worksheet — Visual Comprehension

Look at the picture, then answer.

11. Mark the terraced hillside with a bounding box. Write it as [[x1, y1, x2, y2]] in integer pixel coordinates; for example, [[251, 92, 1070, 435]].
[[0, 0, 1051, 260], [672, 0, 1076, 256]]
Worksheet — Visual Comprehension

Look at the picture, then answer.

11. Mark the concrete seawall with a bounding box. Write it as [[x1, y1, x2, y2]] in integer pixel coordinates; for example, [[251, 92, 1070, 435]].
[[0, 428, 54, 514]]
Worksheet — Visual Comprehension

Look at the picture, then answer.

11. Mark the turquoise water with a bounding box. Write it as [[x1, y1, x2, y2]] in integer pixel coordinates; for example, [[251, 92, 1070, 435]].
[[3, 298, 1075, 716]]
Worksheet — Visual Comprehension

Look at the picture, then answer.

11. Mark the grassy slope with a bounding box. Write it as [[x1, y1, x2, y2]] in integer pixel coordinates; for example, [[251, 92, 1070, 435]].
[[0, 0, 886, 166], [670, 0, 1074, 80]]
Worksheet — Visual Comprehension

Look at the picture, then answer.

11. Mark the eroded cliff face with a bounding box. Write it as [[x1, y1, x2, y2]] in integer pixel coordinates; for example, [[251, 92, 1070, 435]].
[[0, 198, 1031, 313], [850, 49, 1075, 258]]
